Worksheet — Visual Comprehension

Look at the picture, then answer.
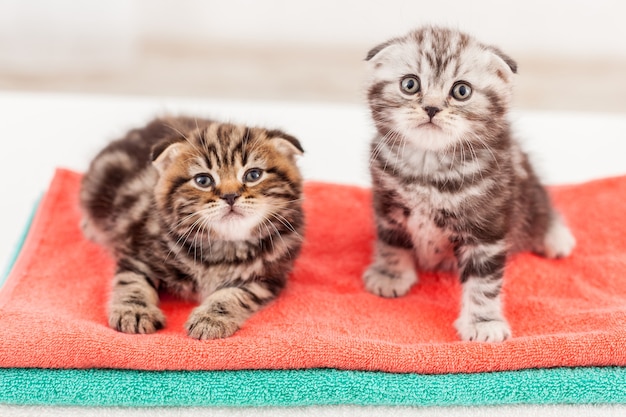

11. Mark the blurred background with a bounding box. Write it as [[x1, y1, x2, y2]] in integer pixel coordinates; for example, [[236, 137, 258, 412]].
[[0, 0, 625, 113]]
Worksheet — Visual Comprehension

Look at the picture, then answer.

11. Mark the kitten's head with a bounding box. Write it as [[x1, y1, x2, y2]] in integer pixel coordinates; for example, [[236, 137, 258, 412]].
[[151, 119, 304, 242], [366, 26, 517, 152]]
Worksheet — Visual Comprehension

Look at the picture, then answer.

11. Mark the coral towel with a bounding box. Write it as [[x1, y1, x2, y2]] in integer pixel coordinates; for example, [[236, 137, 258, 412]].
[[1, 168, 625, 374]]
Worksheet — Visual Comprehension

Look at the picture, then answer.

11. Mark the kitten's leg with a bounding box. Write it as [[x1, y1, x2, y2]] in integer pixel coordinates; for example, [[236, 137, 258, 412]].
[[185, 279, 282, 340], [542, 211, 576, 259], [108, 263, 165, 334], [454, 240, 511, 342], [363, 241, 417, 298]]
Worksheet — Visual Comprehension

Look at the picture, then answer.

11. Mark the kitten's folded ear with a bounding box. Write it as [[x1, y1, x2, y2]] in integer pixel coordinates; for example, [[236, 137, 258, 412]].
[[266, 130, 304, 159], [151, 139, 185, 173], [487, 46, 518, 74], [365, 38, 401, 62]]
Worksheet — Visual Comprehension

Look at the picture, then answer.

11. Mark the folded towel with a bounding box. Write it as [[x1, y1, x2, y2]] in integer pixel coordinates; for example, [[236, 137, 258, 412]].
[[1, 366, 625, 407], [1, 168, 626, 374]]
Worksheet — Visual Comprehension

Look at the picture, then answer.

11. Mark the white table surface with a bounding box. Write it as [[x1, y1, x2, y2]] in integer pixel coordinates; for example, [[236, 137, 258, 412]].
[[1, 91, 625, 416]]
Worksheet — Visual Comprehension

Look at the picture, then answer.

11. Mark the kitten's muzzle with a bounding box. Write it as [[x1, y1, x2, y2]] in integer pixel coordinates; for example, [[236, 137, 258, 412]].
[[221, 193, 240, 206], [424, 106, 441, 120]]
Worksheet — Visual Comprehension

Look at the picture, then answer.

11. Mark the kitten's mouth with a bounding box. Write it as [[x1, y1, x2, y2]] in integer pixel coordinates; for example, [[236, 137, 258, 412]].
[[418, 121, 442, 130], [222, 207, 245, 220]]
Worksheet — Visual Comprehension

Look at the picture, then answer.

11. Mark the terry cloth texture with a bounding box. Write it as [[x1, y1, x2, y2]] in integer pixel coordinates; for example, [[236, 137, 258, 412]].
[[1, 168, 626, 375], [1, 367, 626, 407]]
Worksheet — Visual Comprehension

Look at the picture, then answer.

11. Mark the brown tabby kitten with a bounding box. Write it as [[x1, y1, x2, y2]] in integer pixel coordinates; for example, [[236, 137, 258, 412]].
[[80, 116, 304, 339], [363, 26, 575, 342]]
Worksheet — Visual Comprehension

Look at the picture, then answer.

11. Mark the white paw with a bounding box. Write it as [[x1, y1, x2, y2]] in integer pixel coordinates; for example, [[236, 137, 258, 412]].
[[363, 264, 417, 298], [544, 217, 576, 258], [455, 317, 511, 342]]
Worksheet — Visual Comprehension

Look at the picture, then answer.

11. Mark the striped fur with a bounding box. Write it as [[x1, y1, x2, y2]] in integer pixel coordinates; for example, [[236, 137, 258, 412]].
[[363, 26, 575, 342], [80, 116, 304, 339]]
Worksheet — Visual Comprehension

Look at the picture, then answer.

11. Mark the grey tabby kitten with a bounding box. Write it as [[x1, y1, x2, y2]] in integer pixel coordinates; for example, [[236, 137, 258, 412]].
[[80, 116, 304, 339], [363, 26, 575, 342]]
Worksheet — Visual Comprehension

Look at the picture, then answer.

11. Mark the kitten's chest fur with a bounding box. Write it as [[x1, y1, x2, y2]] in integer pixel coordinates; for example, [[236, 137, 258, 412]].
[[375, 141, 505, 271], [405, 200, 456, 271]]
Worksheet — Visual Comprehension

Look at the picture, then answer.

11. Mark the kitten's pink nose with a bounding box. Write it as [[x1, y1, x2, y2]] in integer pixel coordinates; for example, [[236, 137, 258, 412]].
[[424, 106, 441, 120], [221, 193, 240, 206]]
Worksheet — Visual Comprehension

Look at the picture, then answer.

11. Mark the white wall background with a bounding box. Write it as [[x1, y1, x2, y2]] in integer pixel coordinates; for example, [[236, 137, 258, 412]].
[[137, 0, 626, 57], [0, 0, 625, 73]]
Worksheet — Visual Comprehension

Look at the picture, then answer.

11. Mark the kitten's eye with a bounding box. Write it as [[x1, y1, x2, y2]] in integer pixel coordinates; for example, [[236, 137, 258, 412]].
[[400, 75, 421, 95], [243, 168, 263, 183], [451, 82, 473, 101], [194, 174, 214, 188]]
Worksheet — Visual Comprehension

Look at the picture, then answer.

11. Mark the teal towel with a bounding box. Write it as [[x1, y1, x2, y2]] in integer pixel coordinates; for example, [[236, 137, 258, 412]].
[[1, 367, 626, 407]]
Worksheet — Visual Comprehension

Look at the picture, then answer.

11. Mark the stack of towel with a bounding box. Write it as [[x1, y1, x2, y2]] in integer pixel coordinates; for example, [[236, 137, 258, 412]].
[[1, 168, 625, 407]]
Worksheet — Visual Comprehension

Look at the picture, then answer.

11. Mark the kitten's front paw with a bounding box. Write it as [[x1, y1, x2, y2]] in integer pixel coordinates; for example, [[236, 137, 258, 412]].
[[185, 308, 240, 340], [363, 264, 417, 298], [455, 317, 511, 342], [109, 304, 165, 334]]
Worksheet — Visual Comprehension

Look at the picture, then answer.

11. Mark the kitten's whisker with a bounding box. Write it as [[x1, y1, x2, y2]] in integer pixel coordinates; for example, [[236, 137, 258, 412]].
[[164, 123, 188, 140], [474, 135, 501, 173], [165, 122, 206, 157], [266, 197, 305, 207], [197, 216, 215, 263], [259, 219, 275, 253], [169, 211, 213, 263], [468, 141, 484, 184], [267, 212, 301, 237], [459, 139, 468, 188], [183, 218, 204, 262], [263, 216, 292, 258], [369, 130, 395, 168], [443, 142, 456, 186], [243, 128, 266, 157], [193, 215, 212, 265], [164, 212, 202, 262], [204, 219, 214, 258], [379, 130, 402, 173], [396, 131, 409, 174]]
